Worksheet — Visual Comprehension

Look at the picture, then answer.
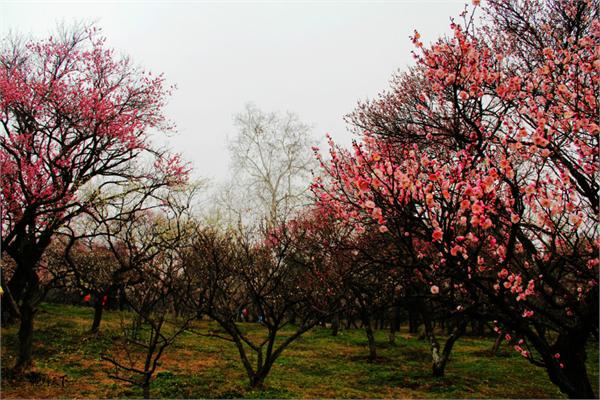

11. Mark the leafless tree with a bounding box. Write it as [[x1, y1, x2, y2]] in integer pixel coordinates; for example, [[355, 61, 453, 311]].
[[183, 212, 344, 388], [223, 104, 316, 228], [98, 185, 199, 398], [101, 254, 194, 399]]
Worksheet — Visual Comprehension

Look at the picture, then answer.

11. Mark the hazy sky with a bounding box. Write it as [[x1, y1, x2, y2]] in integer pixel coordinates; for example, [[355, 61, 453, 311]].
[[1, 1, 467, 182]]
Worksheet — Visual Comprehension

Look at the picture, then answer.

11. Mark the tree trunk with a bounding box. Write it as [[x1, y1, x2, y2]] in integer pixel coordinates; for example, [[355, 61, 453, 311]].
[[118, 285, 127, 311], [408, 305, 419, 334], [388, 306, 397, 345], [331, 312, 340, 336], [15, 296, 36, 372], [90, 299, 104, 333], [491, 333, 503, 355], [250, 372, 266, 388], [5, 234, 49, 372], [430, 339, 444, 377], [13, 256, 43, 373], [345, 317, 354, 330], [431, 324, 464, 377], [423, 314, 466, 377], [388, 329, 396, 345], [544, 332, 595, 399], [423, 315, 444, 377], [142, 380, 151, 399], [249, 361, 273, 388], [362, 313, 377, 362], [390, 302, 401, 342]]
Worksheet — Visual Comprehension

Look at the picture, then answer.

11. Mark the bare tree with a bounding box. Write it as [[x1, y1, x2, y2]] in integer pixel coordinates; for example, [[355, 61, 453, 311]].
[[101, 254, 194, 399], [99, 186, 199, 398], [224, 104, 315, 227], [184, 210, 345, 388]]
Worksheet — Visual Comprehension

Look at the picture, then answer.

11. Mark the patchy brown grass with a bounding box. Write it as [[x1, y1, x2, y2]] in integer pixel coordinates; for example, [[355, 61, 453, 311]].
[[1, 303, 598, 399]]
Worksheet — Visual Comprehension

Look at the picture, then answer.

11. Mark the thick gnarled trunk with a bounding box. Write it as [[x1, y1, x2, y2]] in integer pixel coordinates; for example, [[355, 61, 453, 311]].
[[7, 243, 48, 372], [423, 314, 466, 377], [15, 297, 36, 372], [544, 332, 596, 399], [13, 261, 42, 372]]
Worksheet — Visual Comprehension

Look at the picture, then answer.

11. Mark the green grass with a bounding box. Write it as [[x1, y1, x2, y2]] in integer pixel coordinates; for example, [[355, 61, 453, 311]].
[[1, 303, 598, 398]]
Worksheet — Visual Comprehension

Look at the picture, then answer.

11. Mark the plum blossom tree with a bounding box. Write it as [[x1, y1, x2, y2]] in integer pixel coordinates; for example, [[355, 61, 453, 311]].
[[315, 187, 471, 376], [0, 24, 188, 371], [314, 1, 598, 397]]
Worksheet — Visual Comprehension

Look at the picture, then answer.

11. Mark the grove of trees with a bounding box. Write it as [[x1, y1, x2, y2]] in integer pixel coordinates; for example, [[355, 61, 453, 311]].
[[1, 1, 598, 399]]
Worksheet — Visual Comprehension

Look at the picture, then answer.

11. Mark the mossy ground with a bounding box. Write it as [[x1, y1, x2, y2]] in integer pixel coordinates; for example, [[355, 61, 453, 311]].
[[1, 303, 598, 398]]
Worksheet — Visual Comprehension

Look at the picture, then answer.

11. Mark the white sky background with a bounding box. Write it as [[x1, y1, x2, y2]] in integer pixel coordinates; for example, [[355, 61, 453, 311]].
[[1, 1, 467, 183]]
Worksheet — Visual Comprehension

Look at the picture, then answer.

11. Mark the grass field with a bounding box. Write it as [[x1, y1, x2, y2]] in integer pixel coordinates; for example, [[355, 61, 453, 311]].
[[1, 303, 598, 399]]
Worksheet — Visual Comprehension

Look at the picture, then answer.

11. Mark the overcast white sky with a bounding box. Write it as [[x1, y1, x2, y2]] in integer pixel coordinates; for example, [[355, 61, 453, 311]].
[[1, 1, 467, 183]]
